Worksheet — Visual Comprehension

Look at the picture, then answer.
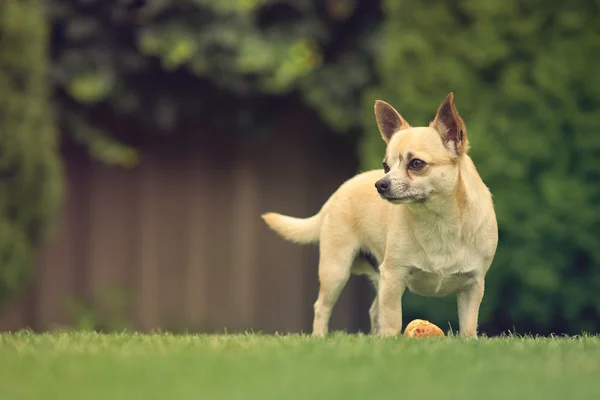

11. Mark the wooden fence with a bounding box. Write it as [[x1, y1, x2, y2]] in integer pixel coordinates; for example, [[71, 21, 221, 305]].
[[0, 107, 373, 334]]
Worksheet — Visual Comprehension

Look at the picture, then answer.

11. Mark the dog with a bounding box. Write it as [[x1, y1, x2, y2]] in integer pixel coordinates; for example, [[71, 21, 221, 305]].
[[262, 93, 498, 338]]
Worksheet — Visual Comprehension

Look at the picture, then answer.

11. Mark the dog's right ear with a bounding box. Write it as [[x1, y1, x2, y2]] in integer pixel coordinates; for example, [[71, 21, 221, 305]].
[[374, 100, 410, 144]]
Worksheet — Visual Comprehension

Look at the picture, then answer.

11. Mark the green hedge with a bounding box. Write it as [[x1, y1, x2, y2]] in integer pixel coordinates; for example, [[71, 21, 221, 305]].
[[361, 0, 600, 335], [0, 0, 62, 307]]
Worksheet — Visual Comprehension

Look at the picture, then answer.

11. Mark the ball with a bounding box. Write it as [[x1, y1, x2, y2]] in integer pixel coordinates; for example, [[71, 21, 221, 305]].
[[403, 319, 445, 338]]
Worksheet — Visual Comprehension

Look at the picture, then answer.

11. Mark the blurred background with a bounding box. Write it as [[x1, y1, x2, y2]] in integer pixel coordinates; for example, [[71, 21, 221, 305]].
[[0, 0, 599, 336]]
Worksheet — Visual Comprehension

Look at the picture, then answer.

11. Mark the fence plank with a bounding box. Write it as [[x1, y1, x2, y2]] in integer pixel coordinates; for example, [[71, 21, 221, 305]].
[[200, 143, 236, 333], [135, 151, 162, 330], [33, 155, 91, 330], [183, 148, 211, 331], [229, 146, 259, 330], [86, 163, 138, 329], [154, 150, 188, 331]]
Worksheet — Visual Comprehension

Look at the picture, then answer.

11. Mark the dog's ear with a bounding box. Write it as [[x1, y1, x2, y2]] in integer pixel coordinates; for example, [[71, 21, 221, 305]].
[[431, 92, 468, 156], [374, 100, 410, 144]]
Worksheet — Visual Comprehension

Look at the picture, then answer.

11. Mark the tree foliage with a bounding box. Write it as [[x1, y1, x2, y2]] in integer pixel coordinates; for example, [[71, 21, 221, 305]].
[[363, 0, 600, 334], [50, 0, 380, 165], [0, 0, 62, 307]]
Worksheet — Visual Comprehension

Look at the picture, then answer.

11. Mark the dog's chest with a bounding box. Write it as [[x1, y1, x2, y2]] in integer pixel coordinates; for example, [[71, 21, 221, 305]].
[[401, 224, 479, 297]]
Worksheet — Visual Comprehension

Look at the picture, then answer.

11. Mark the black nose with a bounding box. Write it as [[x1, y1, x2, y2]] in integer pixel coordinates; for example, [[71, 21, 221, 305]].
[[375, 179, 390, 194]]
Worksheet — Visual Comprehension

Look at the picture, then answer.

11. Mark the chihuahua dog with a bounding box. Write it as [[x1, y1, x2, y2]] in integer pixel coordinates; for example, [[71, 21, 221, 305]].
[[262, 93, 498, 337]]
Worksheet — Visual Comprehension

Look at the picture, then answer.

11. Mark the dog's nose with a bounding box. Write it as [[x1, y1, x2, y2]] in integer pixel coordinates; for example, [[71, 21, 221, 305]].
[[375, 179, 390, 194]]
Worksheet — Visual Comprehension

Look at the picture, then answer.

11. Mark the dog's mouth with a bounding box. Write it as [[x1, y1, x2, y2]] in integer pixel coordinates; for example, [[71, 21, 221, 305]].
[[380, 193, 426, 204]]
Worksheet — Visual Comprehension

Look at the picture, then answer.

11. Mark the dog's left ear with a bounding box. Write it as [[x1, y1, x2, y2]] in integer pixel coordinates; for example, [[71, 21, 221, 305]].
[[374, 100, 410, 144], [431, 93, 468, 157]]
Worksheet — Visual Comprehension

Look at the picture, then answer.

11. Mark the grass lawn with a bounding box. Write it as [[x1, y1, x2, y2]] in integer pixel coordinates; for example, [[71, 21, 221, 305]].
[[1, 332, 599, 400]]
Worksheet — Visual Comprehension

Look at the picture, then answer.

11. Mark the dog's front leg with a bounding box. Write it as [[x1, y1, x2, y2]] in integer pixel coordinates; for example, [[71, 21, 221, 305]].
[[456, 277, 485, 338], [377, 263, 406, 337]]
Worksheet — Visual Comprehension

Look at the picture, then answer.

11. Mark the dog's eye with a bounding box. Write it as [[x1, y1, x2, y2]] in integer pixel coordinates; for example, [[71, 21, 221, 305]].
[[383, 162, 390, 173], [408, 159, 426, 171]]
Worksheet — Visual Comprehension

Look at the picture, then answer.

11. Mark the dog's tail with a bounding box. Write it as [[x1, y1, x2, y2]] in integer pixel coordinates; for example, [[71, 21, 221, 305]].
[[261, 208, 325, 245]]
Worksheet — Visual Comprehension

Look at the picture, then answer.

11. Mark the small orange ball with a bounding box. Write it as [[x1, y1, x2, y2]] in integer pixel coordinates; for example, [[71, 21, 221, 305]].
[[403, 319, 445, 338]]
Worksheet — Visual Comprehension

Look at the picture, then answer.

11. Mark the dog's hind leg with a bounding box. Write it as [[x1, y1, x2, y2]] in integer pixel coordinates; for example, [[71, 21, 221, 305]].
[[351, 257, 380, 334], [312, 222, 358, 337], [368, 277, 380, 334]]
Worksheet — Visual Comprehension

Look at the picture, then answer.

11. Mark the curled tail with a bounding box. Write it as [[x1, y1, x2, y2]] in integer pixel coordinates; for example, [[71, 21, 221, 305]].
[[261, 211, 324, 245]]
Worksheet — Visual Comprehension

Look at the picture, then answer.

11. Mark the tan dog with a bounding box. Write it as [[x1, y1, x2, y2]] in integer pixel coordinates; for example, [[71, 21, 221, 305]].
[[262, 93, 498, 338]]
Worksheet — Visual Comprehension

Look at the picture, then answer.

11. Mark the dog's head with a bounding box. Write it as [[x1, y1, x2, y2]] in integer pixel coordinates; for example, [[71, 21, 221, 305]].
[[373, 93, 469, 205]]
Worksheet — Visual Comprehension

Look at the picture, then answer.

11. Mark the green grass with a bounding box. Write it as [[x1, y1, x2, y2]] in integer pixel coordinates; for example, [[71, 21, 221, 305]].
[[1, 332, 600, 400]]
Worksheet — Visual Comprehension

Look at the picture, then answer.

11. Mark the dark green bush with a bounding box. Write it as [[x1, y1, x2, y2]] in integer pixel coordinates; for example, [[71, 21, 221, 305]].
[[0, 0, 62, 307], [362, 0, 600, 335]]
